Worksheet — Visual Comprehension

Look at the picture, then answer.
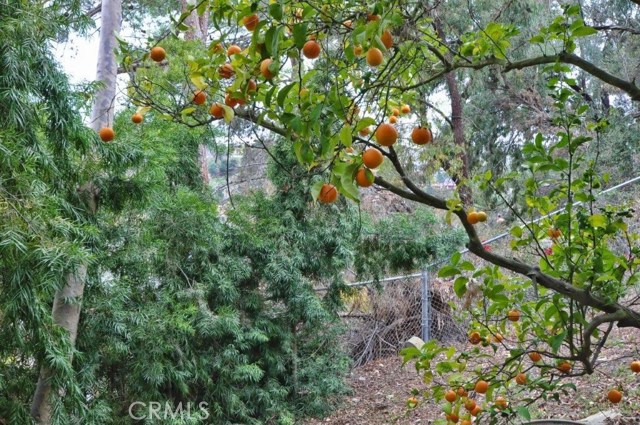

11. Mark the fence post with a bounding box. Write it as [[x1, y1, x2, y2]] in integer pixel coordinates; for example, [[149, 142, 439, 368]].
[[421, 268, 430, 341]]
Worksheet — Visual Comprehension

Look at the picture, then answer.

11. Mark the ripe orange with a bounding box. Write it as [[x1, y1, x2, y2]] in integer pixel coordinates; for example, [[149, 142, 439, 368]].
[[467, 211, 480, 224], [362, 148, 384, 169], [547, 228, 562, 239], [391, 108, 400, 116], [318, 183, 338, 204], [494, 396, 508, 410], [99, 127, 115, 142], [476, 211, 488, 222], [469, 331, 481, 345], [493, 333, 503, 343], [302, 40, 321, 59], [507, 310, 520, 322], [464, 399, 476, 412], [243, 14, 259, 31], [260, 58, 274, 79], [367, 13, 380, 21], [193, 91, 206, 105], [461, 420, 472, 425], [381, 30, 393, 49], [225, 93, 240, 108], [356, 168, 374, 187], [470, 405, 482, 416], [131, 113, 143, 124], [389, 115, 397, 124], [557, 361, 572, 374], [227, 44, 242, 56], [529, 352, 542, 362], [515, 373, 527, 385], [474, 380, 488, 394], [447, 413, 459, 423], [607, 389, 622, 404], [354, 45, 363, 56], [401, 104, 411, 114], [631, 360, 640, 373], [366, 47, 383, 67], [212, 43, 224, 53], [457, 387, 468, 397], [444, 390, 457, 403], [150, 46, 166, 62], [358, 127, 370, 136], [411, 126, 432, 145], [209, 103, 224, 119], [246, 79, 257, 93], [219, 63, 234, 79], [375, 123, 397, 146]]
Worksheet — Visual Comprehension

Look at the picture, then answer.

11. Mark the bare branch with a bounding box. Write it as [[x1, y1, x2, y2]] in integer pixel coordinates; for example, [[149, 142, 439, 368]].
[[593, 25, 640, 35], [87, 3, 101, 18]]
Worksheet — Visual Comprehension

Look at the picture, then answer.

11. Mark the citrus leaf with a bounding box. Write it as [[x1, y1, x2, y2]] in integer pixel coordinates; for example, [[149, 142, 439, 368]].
[[221, 105, 234, 123]]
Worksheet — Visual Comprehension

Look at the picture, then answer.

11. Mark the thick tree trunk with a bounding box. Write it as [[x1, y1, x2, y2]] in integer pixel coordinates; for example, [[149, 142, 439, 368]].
[[30, 1, 121, 423], [30, 268, 87, 422]]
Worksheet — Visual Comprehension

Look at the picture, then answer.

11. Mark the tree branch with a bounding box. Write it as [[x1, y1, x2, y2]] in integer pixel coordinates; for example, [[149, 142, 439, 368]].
[[593, 25, 640, 35], [392, 52, 640, 102], [87, 3, 101, 18], [578, 311, 626, 373]]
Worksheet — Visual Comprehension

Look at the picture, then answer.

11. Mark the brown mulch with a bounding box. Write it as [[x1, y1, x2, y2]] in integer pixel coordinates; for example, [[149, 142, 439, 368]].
[[305, 328, 640, 425]]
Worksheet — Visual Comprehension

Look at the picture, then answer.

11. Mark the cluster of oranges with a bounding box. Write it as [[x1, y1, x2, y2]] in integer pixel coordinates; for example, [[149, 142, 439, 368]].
[[369, 122, 433, 147], [319, 119, 434, 203], [466, 210, 488, 225], [98, 9, 326, 141], [464, 321, 639, 412]]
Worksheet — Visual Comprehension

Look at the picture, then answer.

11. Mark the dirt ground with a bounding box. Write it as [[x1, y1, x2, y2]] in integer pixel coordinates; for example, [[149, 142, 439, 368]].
[[305, 328, 640, 425]]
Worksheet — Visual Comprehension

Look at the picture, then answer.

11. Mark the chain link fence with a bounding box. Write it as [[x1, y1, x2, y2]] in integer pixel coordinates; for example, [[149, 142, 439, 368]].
[[334, 175, 640, 369], [337, 273, 468, 368]]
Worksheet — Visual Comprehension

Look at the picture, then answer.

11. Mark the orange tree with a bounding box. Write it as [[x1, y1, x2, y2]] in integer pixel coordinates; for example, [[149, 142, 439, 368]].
[[118, 0, 640, 422]]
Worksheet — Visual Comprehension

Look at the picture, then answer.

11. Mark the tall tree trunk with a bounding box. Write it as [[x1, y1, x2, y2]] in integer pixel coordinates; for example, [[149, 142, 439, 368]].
[[434, 19, 473, 206], [443, 71, 473, 206], [30, 1, 122, 422], [181, 0, 211, 185]]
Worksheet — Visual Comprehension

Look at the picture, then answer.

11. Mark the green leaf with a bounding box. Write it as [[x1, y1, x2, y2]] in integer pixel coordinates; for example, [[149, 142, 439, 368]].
[[196, 1, 207, 15], [510, 226, 523, 238], [549, 331, 567, 353], [438, 265, 460, 278], [190, 74, 207, 90], [268, 3, 283, 21], [340, 170, 360, 201], [264, 85, 277, 107], [517, 406, 531, 421], [221, 105, 235, 123], [571, 26, 598, 37], [292, 23, 308, 50], [310, 180, 324, 201], [339, 125, 352, 147], [588, 214, 607, 228], [271, 26, 284, 57], [356, 117, 376, 131], [453, 277, 468, 298], [450, 251, 461, 265], [277, 82, 296, 108]]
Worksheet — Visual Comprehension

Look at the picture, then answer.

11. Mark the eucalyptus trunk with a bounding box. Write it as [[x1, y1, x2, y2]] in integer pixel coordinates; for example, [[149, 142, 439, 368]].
[[30, 0, 122, 422], [181, 0, 211, 185]]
